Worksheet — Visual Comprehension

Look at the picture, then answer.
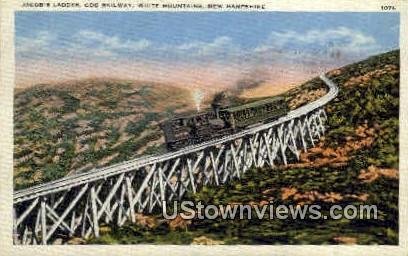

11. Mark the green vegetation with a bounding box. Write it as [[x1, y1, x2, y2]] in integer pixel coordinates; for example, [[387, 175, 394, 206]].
[[91, 164, 398, 245], [14, 79, 192, 189], [90, 50, 399, 245], [125, 112, 158, 136], [14, 50, 399, 244]]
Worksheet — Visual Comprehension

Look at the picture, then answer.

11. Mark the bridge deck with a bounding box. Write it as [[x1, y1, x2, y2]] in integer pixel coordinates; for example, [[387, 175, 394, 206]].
[[12, 74, 339, 245], [13, 74, 338, 204]]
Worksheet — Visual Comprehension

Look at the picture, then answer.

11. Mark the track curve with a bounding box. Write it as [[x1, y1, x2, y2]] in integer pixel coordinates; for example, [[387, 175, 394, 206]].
[[13, 74, 339, 204]]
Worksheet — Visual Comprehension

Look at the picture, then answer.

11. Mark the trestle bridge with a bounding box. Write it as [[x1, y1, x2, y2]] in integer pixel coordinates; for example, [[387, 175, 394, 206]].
[[13, 74, 339, 244]]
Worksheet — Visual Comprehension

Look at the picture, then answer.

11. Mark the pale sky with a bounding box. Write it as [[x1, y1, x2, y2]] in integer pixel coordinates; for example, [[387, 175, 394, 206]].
[[15, 12, 399, 89]]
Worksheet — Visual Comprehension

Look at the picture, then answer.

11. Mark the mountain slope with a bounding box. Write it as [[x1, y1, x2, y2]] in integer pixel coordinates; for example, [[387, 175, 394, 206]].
[[14, 79, 194, 189], [89, 50, 399, 245], [13, 76, 321, 189]]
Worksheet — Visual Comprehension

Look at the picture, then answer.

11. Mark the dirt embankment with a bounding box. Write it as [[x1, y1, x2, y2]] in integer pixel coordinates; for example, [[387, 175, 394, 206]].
[[279, 123, 376, 170], [288, 88, 327, 110]]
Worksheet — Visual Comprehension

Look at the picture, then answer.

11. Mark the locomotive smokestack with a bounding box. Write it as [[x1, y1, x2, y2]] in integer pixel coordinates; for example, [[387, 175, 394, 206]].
[[211, 91, 227, 118], [212, 102, 221, 118]]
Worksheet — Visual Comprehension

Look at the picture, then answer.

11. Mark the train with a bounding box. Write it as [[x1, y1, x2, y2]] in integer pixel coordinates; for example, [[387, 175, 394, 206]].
[[160, 96, 289, 151]]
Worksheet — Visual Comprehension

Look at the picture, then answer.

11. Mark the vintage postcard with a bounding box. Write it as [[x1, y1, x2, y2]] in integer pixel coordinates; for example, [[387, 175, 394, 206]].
[[0, 0, 407, 255]]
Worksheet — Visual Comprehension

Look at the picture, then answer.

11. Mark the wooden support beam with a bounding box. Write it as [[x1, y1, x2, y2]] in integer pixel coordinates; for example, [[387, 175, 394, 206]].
[[249, 138, 258, 168], [45, 184, 88, 241], [70, 210, 76, 235], [40, 198, 47, 245], [299, 119, 308, 151], [131, 164, 156, 209], [45, 204, 73, 234], [16, 197, 39, 227], [158, 166, 165, 206], [149, 173, 158, 212], [34, 205, 41, 241], [186, 159, 196, 193], [230, 144, 241, 179], [303, 116, 315, 147], [81, 195, 90, 238], [277, 125, 288, 165], [125, 176, 135, 223], [13, 102, 333, 244], [90, 186, 100, 238], [210, 151, 220, 186], [263, 133, 274, 167]]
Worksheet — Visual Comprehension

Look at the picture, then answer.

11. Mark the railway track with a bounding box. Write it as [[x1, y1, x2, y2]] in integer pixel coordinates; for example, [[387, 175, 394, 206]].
[[13, 74, 339, 244]]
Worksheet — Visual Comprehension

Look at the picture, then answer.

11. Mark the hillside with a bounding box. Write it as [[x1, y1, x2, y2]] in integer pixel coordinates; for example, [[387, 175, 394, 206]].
[[14, 79, 194, 189], [88, 50, 399, 245], [13, 76, 315, 190]]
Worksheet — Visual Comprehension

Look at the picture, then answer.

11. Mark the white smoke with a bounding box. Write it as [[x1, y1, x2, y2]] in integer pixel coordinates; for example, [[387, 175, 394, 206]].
[[193, 89, 204, 112]]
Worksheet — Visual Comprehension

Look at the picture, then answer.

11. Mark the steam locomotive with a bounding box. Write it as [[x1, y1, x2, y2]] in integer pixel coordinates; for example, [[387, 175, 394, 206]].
[[160, 96, 289, 151]]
